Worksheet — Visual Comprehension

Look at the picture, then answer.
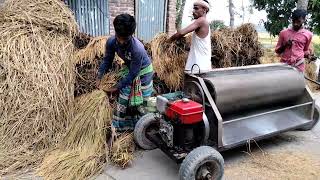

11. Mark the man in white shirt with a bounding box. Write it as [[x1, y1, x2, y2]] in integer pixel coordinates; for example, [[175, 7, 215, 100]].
[[169, 0, 212, 73]]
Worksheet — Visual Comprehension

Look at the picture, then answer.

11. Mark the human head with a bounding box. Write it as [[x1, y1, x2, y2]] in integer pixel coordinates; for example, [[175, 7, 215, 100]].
[[113, 13, 136, 45], [291, 9, 307, 31], [193, 0, 210, 19]]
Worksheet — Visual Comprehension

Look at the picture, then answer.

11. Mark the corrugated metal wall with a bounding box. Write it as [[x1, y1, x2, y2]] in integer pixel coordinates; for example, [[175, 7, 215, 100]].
[[136, 0, 167, 42], [64, 0, 109, 36]]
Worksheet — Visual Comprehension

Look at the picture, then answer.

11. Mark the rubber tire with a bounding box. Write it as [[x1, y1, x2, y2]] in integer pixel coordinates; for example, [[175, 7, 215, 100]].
[[134, 113, 157, 150], [179, 146, 224, 180], [298, 105, 320, 131]]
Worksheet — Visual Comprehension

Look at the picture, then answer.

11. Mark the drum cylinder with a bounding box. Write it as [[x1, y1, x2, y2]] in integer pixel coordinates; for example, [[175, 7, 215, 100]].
[[203, 68, 305, 115]]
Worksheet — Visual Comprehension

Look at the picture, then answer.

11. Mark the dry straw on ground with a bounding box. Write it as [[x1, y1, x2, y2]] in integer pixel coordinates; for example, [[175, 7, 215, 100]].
[[225, 151, 320, 180], [110, 133, 135, 168], [0, 0, 78, 175], [38, 90, 113, 180]]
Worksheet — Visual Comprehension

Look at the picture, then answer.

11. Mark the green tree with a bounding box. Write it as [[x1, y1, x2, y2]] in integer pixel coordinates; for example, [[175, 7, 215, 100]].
[[210, 20, 226, 30], [251, 0, 320, 36]]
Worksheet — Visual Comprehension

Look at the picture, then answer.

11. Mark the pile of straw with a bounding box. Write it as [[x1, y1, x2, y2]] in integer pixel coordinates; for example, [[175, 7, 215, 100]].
[[39, 90, 135, 179], [100, 70, 123, 92], [150, 33, 190, 90], [76, 36, 109, 64], [150, 24, 263, 90], [0, 0, 78, 175], [110, 133, 135, 168], [38, 90, 113, 180], [74, 32, 92, 49], [211, 23, 264, 68]]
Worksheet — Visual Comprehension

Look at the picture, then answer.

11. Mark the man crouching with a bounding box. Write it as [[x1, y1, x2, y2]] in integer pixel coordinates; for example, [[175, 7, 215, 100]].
[[96, 14, 154, 132]]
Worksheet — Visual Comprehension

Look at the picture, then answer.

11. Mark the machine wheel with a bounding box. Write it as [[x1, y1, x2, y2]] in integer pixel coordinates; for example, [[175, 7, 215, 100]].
[[179, 146, 224, 180], [298, 105, 320, 131], [134, 113, 158, 150]]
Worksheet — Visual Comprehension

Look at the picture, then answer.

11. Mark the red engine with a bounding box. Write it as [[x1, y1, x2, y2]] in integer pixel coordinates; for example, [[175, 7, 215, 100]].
[[156, 94, 206, 150], [166, 99, 203, 124]]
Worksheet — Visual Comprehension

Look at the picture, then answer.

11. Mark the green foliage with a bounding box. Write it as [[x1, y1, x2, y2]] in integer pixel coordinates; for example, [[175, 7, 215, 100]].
[[252, 0, 320, 36], [210, 20, 226, 31], [309, 0, 320, 34]]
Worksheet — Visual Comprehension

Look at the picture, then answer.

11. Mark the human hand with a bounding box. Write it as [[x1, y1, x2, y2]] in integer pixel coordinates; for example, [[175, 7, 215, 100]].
[[104, 87, 118, 94], [285, 39, 293, 48]]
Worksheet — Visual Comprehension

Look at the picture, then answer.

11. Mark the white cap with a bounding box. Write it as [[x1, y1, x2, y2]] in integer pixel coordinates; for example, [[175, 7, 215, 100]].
[[194, 0, 210, 10]]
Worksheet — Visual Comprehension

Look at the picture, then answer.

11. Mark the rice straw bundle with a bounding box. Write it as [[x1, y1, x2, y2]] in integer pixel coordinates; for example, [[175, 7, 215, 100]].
[[144, 42, 153, 57], [0, 0, 78, 175], [211, 23, 264, 68], [211, 30, 233, 68], [76, 36, 109, 64], [74, 59, 102, 97], [74, 54, 124, 97], [235, 24, 264, 65], [73, 32, 92, 49], [151, 33, 189, 90], [38, 90, 113, 180], [2, 0, 78, 36], [100, 70, 122, 92], [74, 35, 126, 97], [110, 133, 135, 168]]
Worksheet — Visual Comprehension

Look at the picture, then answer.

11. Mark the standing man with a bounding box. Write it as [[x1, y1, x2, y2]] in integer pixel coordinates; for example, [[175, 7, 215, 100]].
[[96, 14, 154, 132], [275, 9, 313, 72], [169, 0, 212, 72]]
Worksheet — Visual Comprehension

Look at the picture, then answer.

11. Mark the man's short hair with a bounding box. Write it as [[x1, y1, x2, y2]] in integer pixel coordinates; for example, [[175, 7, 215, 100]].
[[292, 9, 308, 20], [113, 14, 136, 37]]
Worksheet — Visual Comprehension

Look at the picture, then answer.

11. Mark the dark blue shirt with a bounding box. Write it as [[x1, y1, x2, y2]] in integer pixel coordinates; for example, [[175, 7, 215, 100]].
[[98, 36, 153, 89]]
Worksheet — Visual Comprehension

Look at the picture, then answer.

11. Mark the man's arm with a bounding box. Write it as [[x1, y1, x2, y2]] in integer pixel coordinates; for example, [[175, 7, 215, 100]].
[[116, 52, 143, 90], [97, 38, 115, 79], [169, 17, 205, 41]]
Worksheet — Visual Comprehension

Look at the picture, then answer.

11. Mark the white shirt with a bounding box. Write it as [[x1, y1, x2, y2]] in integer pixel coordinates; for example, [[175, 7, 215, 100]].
[[185, 29, 212, 73]]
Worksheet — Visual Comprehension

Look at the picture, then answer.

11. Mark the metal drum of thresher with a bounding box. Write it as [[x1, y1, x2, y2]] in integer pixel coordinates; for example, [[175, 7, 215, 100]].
[[201, 65, 306, 115]]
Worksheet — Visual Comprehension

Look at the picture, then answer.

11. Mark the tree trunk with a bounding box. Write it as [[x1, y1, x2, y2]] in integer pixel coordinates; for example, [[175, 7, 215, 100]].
[[297, 0, 309, 10], [229, 0, 235, 28], [176, 0, 186, 29]]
